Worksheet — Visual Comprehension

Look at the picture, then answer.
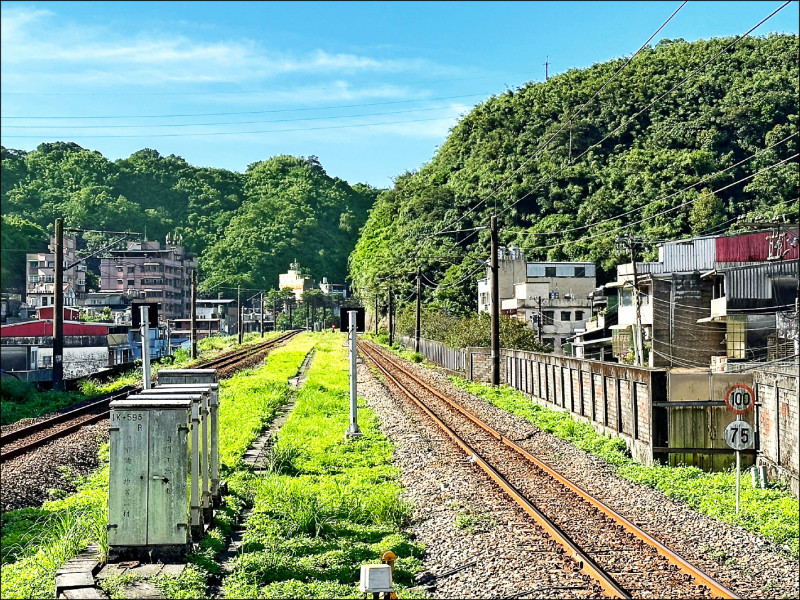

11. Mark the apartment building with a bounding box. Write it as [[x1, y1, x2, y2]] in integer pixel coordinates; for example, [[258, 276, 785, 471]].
[[25, 234, 86, 309], [99, 238, 196, 321]]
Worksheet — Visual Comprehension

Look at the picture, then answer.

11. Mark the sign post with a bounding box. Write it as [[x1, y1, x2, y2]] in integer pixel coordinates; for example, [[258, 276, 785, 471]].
[[724, 383, 755, 514]]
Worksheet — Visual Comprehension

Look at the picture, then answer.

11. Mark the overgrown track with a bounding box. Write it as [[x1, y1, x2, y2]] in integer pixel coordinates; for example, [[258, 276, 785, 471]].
[[359, 339, 739, 600], [0, 330, 301, 463]]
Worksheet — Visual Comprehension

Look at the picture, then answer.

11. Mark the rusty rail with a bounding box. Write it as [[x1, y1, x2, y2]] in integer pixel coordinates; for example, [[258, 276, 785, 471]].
[[360, 339, 740, 600]]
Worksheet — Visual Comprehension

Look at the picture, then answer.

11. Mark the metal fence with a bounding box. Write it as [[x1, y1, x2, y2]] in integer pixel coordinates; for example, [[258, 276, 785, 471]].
[[398, 336, 466, 373]]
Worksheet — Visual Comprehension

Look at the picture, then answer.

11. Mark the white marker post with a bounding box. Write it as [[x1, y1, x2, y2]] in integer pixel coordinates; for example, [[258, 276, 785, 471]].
[[346, 310, 362, 438], [140, 305, 152, 390]]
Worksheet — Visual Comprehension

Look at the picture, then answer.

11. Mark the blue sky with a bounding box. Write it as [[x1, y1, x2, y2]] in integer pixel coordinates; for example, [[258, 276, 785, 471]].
[[2, 1, 798, 188]]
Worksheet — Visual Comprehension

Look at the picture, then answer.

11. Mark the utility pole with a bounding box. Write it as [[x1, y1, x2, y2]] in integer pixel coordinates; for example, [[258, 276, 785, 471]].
[[538, 296, 543, 345], [544, 55, 549, 81], [375, 294, 379, 335], [616, 235, 644, 366], [190, 269, 197, 359], [53, 218, 64, 391], [490, 215, 500, 386], [237, 285, 243, 344], [288, 295, 293, 329], [260, 292, 264, 337], [388, 286, 394, 346], [272, 295, 277, 332], [140, 305, 151, 389], [415, 267, 422, 353]]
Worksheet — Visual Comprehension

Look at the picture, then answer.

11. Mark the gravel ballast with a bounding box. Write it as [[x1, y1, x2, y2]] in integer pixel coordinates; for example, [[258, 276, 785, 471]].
[[359, 354, 799, 599]]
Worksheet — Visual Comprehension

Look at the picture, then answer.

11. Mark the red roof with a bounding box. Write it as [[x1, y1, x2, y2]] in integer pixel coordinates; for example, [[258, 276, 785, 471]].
[[0, 320, 111, 338], [716, 230, 799, 262]]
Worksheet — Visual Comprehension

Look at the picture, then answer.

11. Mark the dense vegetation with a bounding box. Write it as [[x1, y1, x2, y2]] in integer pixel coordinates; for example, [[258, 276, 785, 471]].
[[0, 148, 378, 293], [349, 35, 799, 314]]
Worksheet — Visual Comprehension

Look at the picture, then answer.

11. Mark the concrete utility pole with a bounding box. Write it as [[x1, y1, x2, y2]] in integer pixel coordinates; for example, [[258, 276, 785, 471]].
[[140, 305, 151, 389], [631, 250, 644, 366], [346, 310, 362, 438], [237, 285, 243, 344], [490, 215, 500, 386], [190, 269, 197, 359], [260, 292, 264, 337], [415, 267, 422, 353], [375, 294, 379, 335], [538, 296, 543, 345], [52, 218, 65, 390], [388, 286, 394, 346]]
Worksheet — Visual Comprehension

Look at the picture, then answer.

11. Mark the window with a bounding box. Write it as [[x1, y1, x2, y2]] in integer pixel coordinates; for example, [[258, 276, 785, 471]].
[[543, 338, 554, 348], [575, 310, 584, 321], [545, 266, 557, 277], [42, 297, 49, 306], [726, 317, 746, 359], [620, 288, 633, 307], [117, 267, 124, 273], [48, 261, 55, 268], [542, 311, 554, 325], [560, 311, 571, 321], [128, 266, 135, 273], [127, 279, 135, 287], [29, 260, 38, 268], [574, 266, 585, 277]]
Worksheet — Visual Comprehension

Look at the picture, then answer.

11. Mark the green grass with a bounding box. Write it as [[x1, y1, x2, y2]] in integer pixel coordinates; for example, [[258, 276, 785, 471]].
[[1, 379, 88, 426], [0, 333, 313, 600], [450, 377, 800, 558], [220, 332, 426, 599]]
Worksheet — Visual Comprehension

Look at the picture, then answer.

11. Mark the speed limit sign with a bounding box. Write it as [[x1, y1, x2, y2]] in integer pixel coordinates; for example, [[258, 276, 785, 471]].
[[724, 420, 754, 450], [725, 384, 755, 414]]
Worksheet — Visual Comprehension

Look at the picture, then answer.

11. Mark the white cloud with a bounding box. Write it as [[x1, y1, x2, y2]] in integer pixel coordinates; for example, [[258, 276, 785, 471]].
[[0, 6, 444, 87]]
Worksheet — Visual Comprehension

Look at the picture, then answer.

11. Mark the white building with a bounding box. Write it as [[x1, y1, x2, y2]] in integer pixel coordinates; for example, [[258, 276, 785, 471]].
[[477, 247, 596, 353], [278, 260, 315, 301]]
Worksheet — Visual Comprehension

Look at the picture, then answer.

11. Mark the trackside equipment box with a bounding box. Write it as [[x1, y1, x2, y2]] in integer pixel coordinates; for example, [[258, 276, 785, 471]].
[[108, 397, 191, 561]]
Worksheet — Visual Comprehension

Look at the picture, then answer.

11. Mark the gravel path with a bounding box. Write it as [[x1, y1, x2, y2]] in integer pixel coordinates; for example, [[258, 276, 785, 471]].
[[1, 421, 108, 512], [359, 355, 799, 599]]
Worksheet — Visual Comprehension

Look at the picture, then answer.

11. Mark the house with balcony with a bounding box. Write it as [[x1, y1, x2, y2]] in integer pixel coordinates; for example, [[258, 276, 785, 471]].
[[99, 237, 196, 321], [25, 234, 86, 309], [279, 260, 315, 302]]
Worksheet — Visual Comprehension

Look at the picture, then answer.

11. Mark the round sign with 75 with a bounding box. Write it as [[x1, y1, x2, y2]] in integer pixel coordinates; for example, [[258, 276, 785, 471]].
[[724, 420, 754, 451]]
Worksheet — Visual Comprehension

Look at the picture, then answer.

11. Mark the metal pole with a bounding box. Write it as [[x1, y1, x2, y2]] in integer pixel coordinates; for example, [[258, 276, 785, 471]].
[[190, 270, 197, 359], [415, 267, 422, 353], [346, 310, 362, 437], [490, 215, 500, 386], [735, 449, 741, 515], [237, 285, 243, 344], [140, 305, 151, 389], [388, 287, 394, 346], [630, 240, 644, 366], [53, 218, 65, 390], [375, 294, 379, 336], [260, 292, 264, 337], [538, 296, 543, 345]]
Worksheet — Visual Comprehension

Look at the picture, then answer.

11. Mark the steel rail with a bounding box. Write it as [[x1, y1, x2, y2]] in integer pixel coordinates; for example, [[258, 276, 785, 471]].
[[359, 341, 628, 599], [1, 331, 300, 463], [361, 339, 740, 600]]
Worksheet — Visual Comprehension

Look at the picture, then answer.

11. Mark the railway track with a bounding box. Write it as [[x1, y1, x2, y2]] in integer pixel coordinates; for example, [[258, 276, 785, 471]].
[[359, 339, 739, 600], [0, 331, 300, 463]]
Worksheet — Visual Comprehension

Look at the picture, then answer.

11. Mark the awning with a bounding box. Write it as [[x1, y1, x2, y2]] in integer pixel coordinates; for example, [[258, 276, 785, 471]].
[[609, 324, 632, 330], [700, 269, 719, 279], [573, 336, 613, 347], [697, 316, 726, 323], [604, 281, 626, 289]]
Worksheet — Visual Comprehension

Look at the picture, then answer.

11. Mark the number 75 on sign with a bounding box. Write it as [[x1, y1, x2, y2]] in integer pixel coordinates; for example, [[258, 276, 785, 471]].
[[724, 420, 754, 451]]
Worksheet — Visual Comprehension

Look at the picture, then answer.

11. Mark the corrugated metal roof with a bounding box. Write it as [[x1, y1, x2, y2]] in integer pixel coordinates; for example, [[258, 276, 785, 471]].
[[724, 261, 798, 301], [658, 236, 717, 272]]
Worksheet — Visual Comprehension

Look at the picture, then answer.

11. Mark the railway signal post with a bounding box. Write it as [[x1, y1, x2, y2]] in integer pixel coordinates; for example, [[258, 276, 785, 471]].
[[346, 310, 362, 438]]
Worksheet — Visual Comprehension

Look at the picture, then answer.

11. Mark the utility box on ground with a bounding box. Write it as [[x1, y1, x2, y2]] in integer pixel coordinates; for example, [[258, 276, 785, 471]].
[[158, 369, 218, 385], [108, 397, 191, 561], [154, 382, 220, 504]]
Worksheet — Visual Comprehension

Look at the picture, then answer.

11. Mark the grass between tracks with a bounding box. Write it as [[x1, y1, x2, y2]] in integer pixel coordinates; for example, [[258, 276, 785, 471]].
[[0, 332, 309, 600], [218, 332, 425, 599], [449, 378, 800, 559]]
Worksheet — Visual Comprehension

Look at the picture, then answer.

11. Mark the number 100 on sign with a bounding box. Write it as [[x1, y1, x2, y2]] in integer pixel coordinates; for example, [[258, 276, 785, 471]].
[[724, 420, 754, 450]]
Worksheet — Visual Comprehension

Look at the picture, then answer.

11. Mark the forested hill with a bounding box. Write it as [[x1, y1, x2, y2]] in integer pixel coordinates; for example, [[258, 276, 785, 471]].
[[1, 147, 378, 293], [349, 35, 799, 315]]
